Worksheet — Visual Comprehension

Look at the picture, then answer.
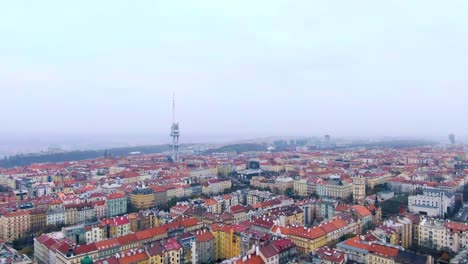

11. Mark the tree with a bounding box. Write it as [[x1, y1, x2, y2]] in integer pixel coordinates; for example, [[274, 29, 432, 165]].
[[159, 197, 179, 211], [340, 233, 356, 242], [344, 193, 353, 204], [285, 187, 296, 199], [362, 221, 376, 233]]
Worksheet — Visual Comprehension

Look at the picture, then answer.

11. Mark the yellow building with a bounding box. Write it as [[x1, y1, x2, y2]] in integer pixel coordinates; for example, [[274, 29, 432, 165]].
[[64, 205, 78, 225], [30, 208, 47, 232], [366, 174, 393, 188], [269, 205, 304, 226], [0, 211, 31, 242], [272, 225, 327, 254], [211, 224, 241, 261], [101, 216, 131, 238], [294, 179, 308, 197], [366, 243, 398, 264], [261, 163, 284, 173], [130, 188, 155, 210], [161, 237, 183, 264]]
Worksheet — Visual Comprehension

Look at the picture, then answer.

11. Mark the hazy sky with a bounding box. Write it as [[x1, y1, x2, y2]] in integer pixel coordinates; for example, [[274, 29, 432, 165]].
[[1, 1, 467, 139]]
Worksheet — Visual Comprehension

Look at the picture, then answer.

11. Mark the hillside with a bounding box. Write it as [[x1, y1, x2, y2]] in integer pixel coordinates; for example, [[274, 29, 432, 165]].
[[0, 144, 176, 168]]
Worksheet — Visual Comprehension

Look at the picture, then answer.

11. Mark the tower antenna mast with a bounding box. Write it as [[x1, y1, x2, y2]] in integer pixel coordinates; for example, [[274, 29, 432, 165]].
[[170, 93, 180, 163]]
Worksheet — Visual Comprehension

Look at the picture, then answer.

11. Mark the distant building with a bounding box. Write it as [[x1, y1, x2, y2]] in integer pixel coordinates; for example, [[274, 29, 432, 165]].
[[316, 176, 353, 200]]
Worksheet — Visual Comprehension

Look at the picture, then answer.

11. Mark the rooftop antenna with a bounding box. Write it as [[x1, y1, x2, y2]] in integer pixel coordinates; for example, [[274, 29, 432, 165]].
[[172, 93, 176, 123]]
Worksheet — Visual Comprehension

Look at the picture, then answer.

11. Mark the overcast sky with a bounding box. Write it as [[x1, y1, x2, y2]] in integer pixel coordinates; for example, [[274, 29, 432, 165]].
[[1, 1, 467, 140]]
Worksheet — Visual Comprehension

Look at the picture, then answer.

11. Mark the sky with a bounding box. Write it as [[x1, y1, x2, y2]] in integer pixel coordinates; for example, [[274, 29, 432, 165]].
[[1, 1, 468, 145]]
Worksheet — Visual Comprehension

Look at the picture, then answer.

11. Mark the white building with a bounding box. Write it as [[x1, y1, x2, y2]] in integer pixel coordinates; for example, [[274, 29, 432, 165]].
[[408, 189, 455, 218], [32, 182, 54, 197], [85, 226, 104, 243], [46, 208, 66, 226]]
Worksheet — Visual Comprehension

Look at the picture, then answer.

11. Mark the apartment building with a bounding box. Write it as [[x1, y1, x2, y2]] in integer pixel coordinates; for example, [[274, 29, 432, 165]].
[[293, 179, 308, 197], [0, 211, 31, 242], [316, 176, 353, 200], [271, 225, 327, 254], [130, 187, 155, 211], [193, 229, 215, 264], [106, 193, 128, 217]]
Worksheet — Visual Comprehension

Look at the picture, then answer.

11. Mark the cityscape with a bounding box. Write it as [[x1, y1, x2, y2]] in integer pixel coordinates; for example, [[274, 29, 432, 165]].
[[0, 99, 467, 264], [1, 1, 468, 264]]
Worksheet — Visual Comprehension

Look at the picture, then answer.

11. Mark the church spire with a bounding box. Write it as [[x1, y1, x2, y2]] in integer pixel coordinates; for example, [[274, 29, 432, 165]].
[[374, 194, 380, 208]]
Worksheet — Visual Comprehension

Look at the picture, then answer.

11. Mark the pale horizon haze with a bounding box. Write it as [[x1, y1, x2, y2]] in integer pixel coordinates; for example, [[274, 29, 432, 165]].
[[1, 1, 467, 153]]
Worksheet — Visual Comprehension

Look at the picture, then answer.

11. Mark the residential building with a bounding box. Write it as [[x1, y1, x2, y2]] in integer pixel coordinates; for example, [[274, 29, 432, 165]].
[[0, 211, 31, 242], [30, 208, 47, 232], [211, 224, 242, 261], [47, 208, 66, 226], [294, 179, 308, 197], [106, 193, 127, 217], [316, 176, 353, 200], [130, 187, 155, 211], [94, 200, 107, 219], [193, 229, 215, 264], [101, 216, 131, 239], [271, 225, 327, 254], [258, 239, 297, 264]]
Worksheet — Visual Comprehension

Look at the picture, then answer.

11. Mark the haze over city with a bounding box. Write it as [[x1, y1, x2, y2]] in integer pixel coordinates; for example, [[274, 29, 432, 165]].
[[1, 1, 468, 154]]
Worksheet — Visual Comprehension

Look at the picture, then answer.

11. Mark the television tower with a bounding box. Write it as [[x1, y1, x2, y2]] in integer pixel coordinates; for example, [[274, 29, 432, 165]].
[[170, 94, 180, 162]]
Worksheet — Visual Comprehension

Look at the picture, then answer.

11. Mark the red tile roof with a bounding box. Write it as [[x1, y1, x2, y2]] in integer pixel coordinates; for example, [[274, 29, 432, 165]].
[[194, 230, 214, 242], [134, 230, 152, 241], [234, 254, 264, 264], [445, 221, 468, 232], [95, 238, 120, 250], [73, 243, 97, 255], [369, 243, 398, 259], [118, 251, 148, 264], [259, 244, 278, 258], [180, 218, 199, 228], [2, 211, 30, 218], [117, 234, 138, 245], [315, 246, 345, 263], [352, 205, 372, 217], [163, 237, 182, 251], [148, 226, 167, 237], [106, 193, 126, 199], [273, 225, 326, 240]]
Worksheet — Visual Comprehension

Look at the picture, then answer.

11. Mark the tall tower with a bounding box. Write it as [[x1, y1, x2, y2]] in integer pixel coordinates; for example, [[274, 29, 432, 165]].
[[170, 94, 180, 163], [353, 174, 366, 204]]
